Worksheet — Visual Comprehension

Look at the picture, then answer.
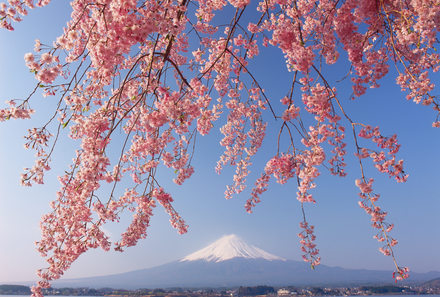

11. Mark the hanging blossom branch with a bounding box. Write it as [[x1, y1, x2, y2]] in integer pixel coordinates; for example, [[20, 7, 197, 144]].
[[298, 202, 320, 269], [2, 0, 440, 295]]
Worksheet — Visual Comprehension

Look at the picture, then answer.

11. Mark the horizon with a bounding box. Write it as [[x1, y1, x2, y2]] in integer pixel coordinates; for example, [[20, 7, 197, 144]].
[[0, 278, 440, 290], [1, 234, 439, 286]]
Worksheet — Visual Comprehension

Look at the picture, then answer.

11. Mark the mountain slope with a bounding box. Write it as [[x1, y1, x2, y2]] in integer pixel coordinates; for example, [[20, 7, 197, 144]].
[[422, 277, 440, 288], [51, 258, 440, 289], [48, 235, 440, 289]]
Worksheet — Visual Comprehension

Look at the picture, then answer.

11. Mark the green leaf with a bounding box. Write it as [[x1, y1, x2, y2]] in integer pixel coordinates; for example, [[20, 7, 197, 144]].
[[174, 169, 178, 174], [62, 119, 70, 129], [39, 84, 46, 88]]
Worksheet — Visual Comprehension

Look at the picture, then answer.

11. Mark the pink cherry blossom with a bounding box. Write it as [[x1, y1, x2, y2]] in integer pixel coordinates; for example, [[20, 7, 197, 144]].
[[6, 0, 440, 291]]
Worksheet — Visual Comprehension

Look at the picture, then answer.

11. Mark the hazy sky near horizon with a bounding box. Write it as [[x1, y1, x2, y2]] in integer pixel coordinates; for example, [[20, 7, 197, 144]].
[[0, 1, 439, 285]]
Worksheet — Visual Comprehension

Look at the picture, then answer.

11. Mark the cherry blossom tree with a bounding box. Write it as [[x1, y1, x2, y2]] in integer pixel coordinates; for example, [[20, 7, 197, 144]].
[[1, 0, 438, 295]]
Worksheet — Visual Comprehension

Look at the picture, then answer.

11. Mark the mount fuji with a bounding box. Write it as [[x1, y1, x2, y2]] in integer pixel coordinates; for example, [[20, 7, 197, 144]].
[[49, 234, 440, 289], [180, 234, 285, 263]]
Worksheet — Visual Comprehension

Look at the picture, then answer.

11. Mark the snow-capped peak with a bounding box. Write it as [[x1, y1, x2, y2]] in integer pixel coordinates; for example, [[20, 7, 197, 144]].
[[180, 234, 286, 263]]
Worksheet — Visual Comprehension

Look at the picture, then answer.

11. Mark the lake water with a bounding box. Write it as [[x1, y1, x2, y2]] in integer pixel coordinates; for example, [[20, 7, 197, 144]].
[[1, 295, 440, 297]]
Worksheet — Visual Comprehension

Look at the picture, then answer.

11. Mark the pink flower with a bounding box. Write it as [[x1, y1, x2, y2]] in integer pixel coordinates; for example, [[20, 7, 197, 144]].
[[24, 52, 34, 63]]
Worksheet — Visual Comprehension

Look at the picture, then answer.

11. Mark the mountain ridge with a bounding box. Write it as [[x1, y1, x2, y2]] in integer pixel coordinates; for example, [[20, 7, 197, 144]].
[[47, 258, 440, 289], [11, 234, 440, 289]]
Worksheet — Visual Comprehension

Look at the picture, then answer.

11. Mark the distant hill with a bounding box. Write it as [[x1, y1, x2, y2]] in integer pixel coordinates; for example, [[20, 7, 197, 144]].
[[0, 284, 31, 294], [423, 277, 440, 288]]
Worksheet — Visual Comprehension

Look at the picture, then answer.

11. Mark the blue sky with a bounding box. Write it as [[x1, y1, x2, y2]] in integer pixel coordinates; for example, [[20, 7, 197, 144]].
[[0, 1, 439, 285]]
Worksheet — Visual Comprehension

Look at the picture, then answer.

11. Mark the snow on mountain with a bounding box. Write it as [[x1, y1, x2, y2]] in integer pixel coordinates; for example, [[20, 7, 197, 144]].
[[180, 234, 286, 262]]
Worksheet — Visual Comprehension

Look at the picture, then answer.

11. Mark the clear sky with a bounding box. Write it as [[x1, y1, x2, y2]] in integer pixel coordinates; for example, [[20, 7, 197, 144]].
[[0, 1, 439, 285]]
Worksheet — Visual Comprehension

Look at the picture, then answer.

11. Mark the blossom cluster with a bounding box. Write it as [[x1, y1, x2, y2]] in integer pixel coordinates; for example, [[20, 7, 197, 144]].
[[393, 267, 410, 282], [298, 221, 320, 268], [356, 125, 409, 182]]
